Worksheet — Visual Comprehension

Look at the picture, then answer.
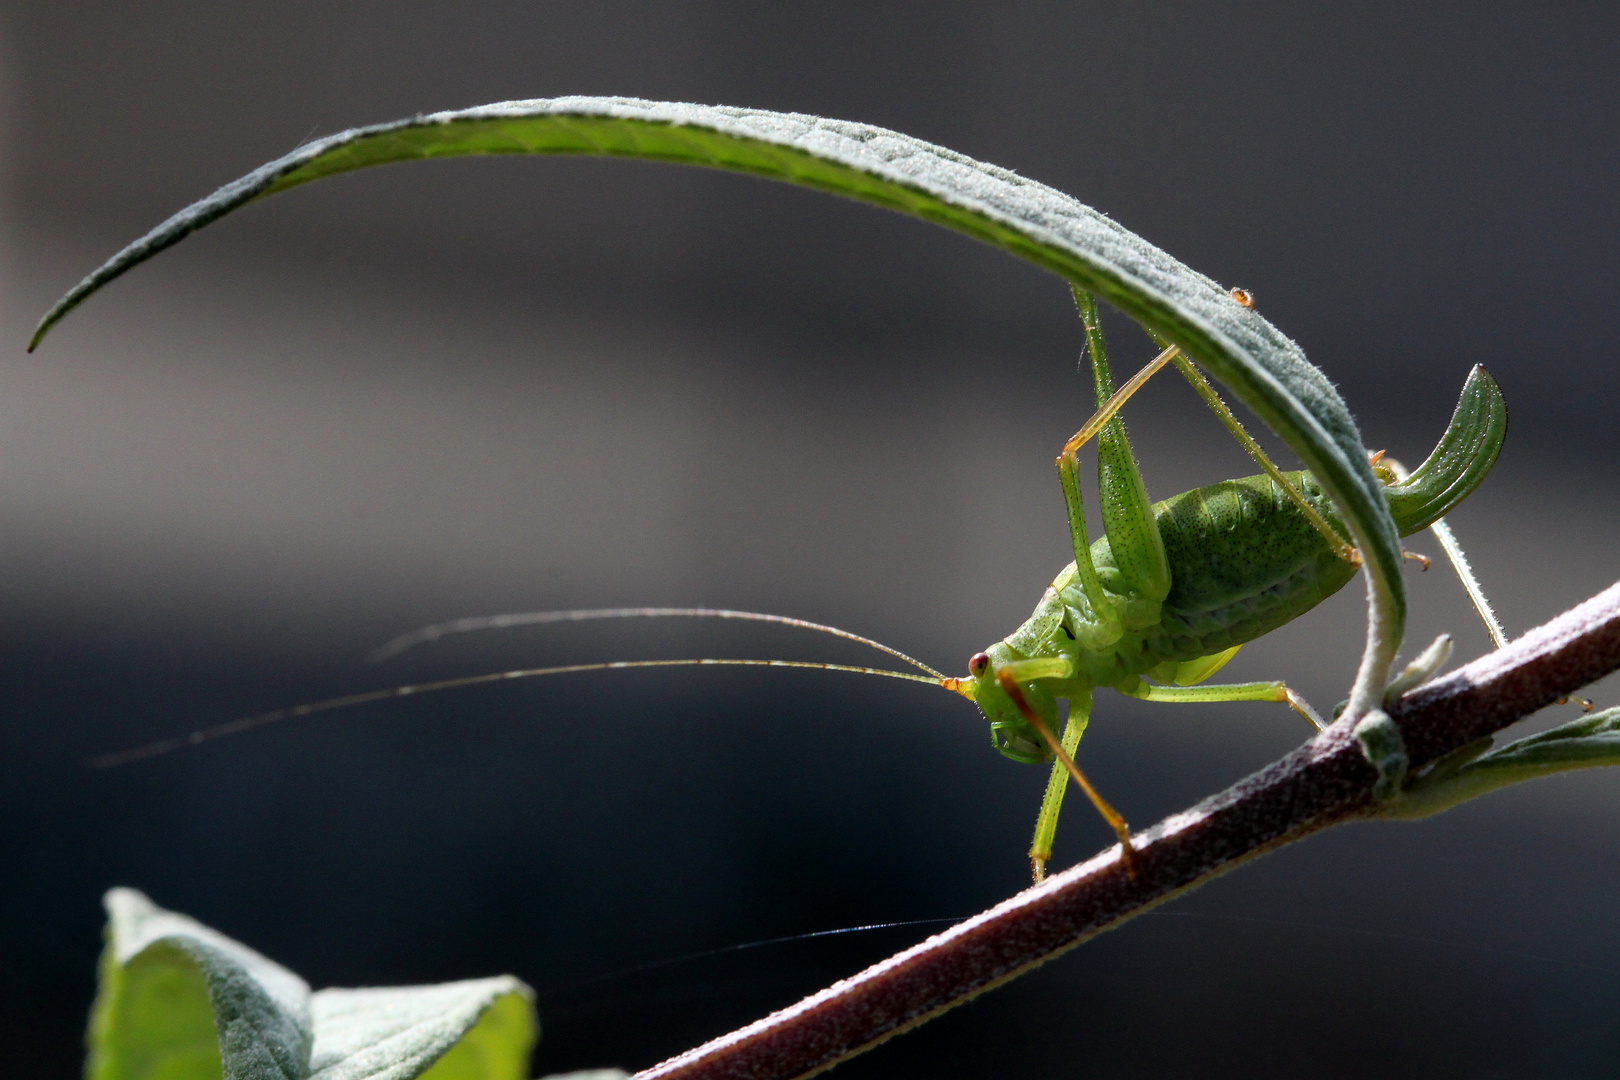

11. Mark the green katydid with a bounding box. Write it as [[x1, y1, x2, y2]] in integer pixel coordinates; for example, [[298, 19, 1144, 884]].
[[951, 288, 1506, 880], [29, 98, 1510, 880]]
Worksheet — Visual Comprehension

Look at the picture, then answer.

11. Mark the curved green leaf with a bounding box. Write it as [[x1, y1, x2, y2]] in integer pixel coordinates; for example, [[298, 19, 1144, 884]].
[[30, 97, 1407, 706], [1384, 365, 1507, 534], [90, 889, 537, 1080]]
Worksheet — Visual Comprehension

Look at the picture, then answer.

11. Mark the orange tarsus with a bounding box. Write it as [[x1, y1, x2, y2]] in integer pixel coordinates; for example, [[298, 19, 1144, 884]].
[[1229, 286, 1255, 309], [1368, 450, 1401, 486]]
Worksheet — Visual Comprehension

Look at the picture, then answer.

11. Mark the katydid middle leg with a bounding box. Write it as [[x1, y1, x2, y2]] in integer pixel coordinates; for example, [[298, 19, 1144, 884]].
[[1113, 675, 1327, 732]]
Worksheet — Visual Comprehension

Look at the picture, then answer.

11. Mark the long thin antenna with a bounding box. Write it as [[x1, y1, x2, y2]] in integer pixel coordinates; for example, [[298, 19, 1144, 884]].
[[1388, 460, 1589, 710], [1384, 457, 1507, 650], [88, 658, 959, 769], [1429, 518, 1508, 649], [370, 607, 945, 679]]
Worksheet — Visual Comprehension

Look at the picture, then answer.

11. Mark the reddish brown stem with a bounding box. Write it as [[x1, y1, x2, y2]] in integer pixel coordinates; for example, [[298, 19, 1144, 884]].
[[636, 579, 1620, 1080]]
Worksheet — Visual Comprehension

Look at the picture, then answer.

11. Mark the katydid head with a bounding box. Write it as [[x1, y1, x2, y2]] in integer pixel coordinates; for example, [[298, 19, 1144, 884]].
[[960, 642, 1071, 765]]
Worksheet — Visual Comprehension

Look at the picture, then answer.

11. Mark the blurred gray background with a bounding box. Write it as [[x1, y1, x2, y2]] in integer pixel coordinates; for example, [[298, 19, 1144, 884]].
[[4, 3, 1619, 1077]]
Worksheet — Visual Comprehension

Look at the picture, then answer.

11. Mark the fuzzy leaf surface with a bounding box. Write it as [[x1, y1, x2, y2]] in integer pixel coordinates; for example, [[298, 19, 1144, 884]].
[[90, 890, 536, 1080]]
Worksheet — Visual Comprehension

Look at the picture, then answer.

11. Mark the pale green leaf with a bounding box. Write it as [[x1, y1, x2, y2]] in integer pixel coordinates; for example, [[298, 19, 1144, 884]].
[[89, 890, 538, 1080], [310, 981, 534, 1080], [30, 98, 1407, 700], [91, 888, 312, 1080]]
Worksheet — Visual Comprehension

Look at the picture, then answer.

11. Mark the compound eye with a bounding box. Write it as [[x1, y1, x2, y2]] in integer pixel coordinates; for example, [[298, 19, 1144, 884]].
[[968, 652, 991, 678]]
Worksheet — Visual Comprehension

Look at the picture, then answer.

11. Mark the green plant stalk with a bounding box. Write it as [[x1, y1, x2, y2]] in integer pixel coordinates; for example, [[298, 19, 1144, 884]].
[[635, 578, 1620, 1080]]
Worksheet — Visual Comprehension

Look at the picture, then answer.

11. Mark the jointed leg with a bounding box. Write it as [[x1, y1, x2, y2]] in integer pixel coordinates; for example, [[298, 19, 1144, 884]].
[[1380, 454, 1509, 651], [1058, 291, 1358, 566], [1116, 676, 1326, 732], [1070, 291, 1171, 634], [1056, 442, 1124, 648], [997, 673, 1136, 883], [1058, 343, 1179, 463], [1028, 706, 1087, 884], [1160, 351, 1357, 563]]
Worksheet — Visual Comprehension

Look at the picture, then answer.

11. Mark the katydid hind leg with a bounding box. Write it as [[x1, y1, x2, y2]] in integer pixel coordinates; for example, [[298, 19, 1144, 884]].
[[1073, 289, 1170, 630], [1143, 326, 1356, 562], [1048, 333, 1180, 627], [1382, 453, 1590, 706], [1429, 509, 1590, 709], [1056, 450, 1124, 648]]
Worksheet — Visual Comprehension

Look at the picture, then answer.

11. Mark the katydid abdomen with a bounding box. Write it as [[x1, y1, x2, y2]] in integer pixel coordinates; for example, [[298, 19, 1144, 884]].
[[1111, 470, 1354, 664], [992, 461, 1462, 701]]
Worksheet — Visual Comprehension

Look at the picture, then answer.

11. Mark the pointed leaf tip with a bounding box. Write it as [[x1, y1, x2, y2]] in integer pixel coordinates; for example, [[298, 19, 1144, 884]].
[[1385, 364, 1507, 535]]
